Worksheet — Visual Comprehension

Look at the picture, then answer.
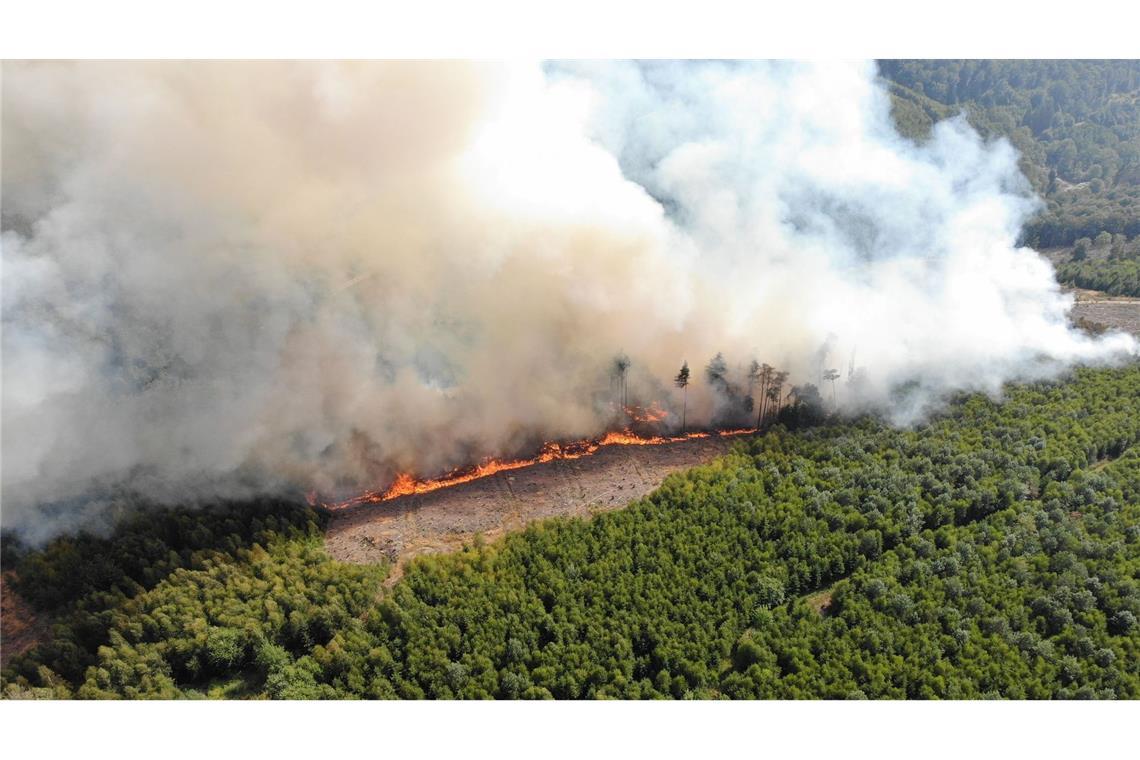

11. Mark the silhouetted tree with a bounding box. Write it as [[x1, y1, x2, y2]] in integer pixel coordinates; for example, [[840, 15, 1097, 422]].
[[613, 353, 631, 408], [705, 353, 727, 387], [823, 368, 840, 409], [674, 361, 691, 434], [765, 384, 782, 422], [756, 363, 774, 429], [765, 370, 788, 425], [706, 352, 751, 426], [747, 360, 762, 416]]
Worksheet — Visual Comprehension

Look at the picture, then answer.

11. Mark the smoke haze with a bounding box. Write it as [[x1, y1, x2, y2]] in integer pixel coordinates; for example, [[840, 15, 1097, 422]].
[[2, 60, 1134, 541]]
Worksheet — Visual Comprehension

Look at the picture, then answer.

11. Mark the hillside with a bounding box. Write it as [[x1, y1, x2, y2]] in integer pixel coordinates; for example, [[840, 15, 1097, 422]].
[[880, 60, 1140, 295]]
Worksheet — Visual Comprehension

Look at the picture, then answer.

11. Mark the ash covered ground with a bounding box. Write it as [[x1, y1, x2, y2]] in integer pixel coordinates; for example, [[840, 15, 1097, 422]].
[[325, 436, 740, 575]]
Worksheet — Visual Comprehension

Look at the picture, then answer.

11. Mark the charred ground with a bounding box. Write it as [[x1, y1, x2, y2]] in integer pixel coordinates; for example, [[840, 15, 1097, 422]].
[[326, 435, 740, 572]]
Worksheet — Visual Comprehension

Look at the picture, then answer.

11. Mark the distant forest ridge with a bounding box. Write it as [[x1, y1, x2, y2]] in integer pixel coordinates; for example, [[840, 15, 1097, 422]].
[[880, 60, 1140, 270]]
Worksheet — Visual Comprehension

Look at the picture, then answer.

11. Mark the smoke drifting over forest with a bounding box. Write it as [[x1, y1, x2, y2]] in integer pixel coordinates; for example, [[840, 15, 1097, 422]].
[[2, 60, 1135, 540]]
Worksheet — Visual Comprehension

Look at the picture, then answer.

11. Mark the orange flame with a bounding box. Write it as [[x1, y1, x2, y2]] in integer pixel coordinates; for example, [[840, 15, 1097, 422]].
[[319, 425, 754, 511], [622, 402, 669, 424]]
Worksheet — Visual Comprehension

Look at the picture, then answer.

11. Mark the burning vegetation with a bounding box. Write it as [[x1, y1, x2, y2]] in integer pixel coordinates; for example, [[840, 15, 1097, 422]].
[[6, 61, 1135, 544], [314, 352, 824, 511], [319, 427, 744, 511]]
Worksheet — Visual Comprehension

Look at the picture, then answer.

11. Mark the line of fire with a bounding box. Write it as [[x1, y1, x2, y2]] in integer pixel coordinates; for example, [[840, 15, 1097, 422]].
[[310, 353, 840, 511]]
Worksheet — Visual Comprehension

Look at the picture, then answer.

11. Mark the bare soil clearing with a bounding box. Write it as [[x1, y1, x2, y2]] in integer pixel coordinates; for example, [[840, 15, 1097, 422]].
[[805, 588, 835, 617], [325, 436, 743, 576], [1071, 300, 1140, 336], [1067, 287, 1140, 335]]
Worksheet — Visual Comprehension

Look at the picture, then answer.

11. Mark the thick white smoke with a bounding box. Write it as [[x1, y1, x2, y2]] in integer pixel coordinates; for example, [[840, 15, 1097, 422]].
[[2, 60, 1134, 540]]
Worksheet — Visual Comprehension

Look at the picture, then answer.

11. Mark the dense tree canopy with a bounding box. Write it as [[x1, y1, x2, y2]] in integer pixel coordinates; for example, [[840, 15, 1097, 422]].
[[4, 364, 1139, 699]]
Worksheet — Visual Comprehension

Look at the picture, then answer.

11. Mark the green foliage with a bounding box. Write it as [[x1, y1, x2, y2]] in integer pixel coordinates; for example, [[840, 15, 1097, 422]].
[[4, 366, 1140, 699], [880, 60, 1140, 290], [1, 500, 385, 697], [1057, 258, 1140, 297]]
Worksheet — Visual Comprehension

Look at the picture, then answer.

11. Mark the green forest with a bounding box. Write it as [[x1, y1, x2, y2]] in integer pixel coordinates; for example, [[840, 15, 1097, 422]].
[[880, 60, 1140, 296], [4, 363, 1139, 699]]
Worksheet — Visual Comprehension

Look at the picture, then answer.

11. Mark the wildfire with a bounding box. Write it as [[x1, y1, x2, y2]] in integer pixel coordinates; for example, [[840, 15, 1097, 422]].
[[622, 402, 669, 424], [319, 426, 755, 511]]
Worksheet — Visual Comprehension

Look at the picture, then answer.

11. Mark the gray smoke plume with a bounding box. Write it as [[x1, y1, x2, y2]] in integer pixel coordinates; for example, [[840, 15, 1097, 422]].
[[2, 60, 1134, 541]]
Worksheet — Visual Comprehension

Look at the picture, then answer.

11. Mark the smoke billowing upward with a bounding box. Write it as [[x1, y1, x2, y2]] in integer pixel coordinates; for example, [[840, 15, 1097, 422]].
[[2, 60, 1134, 541]]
